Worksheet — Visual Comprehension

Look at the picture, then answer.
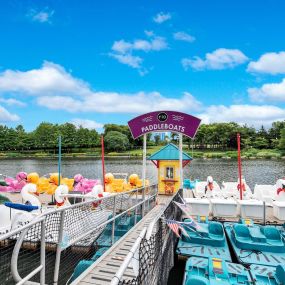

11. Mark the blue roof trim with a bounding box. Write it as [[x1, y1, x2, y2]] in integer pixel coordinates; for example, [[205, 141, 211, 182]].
[[147, 143, 192, 161]]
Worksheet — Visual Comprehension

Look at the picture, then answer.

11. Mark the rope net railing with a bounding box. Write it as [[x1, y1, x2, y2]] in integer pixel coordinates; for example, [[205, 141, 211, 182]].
[[117, 189, 182, 285], [0, 184, 158, 285]]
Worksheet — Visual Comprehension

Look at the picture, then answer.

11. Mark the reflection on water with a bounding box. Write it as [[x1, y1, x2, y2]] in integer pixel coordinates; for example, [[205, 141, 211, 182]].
[[0, 158, 284, 189]]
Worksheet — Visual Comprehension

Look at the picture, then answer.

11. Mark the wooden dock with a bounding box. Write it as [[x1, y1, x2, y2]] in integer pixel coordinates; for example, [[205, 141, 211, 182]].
[[71, 195, 174, 285]]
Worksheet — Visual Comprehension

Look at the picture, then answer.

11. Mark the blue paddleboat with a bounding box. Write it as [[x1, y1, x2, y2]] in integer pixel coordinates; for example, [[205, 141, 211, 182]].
[[224, 219, 285, 267], [250, 264, 285, 285], [183, 256, 251, 285], [177, 219, 231, 261]]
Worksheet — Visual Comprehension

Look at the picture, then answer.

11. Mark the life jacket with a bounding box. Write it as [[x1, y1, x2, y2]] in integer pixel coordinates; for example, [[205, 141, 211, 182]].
[[92, 193, 103, 208], [237, 183, 246, 191], [207, 182, 214, 191], [277, 187, 285, 195], [56, 200, 65, 207]]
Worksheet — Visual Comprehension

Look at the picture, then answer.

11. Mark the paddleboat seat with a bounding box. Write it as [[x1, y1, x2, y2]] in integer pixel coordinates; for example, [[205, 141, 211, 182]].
[[261, 226, 283, 246], [233, 224, 251, 242], [208, 222, 224, 240], [276, 265, 285, 284], [181, 221, 225, 247]]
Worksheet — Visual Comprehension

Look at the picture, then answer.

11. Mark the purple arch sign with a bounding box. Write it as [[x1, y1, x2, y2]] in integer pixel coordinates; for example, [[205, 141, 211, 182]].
[[128, 111, 201, 139]]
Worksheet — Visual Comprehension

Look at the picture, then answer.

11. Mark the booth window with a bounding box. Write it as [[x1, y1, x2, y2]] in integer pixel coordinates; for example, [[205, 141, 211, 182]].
[[165, 167, 174, 179]]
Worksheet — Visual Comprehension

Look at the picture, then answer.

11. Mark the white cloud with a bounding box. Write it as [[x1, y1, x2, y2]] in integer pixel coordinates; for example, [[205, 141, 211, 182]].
[[0, 98, 26, 107], [71, 119, 103, 130], [173, 32, 195, 43], [182, 48, 248, 71], [198, 104, 285, 127], [111, 37, 167, 54], [247, 52, 285, 75], [0, 61, 88, 96], [0, 62, 202, 114], [110, 36, 167, 73], [0, 105, 20, 122], [248, 78, 285, 102], [153, 12, 171, 24], [111, 40, 133, 54], [109, 53, 143, 68], [37, 91, 202, 114], [27, 8, 54, 24], [144, 30, 154, 37]]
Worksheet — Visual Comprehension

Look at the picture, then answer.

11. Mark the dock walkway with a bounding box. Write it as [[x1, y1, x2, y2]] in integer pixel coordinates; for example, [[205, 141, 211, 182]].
[[72, 195, 174, 285]]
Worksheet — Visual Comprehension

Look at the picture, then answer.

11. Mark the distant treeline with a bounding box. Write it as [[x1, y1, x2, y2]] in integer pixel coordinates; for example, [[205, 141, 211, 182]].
[[0, 121, 284, 152]]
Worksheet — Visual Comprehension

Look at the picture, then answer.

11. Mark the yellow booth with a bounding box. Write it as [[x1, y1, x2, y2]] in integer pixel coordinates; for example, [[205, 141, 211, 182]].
[[148, 143, 192, 195]]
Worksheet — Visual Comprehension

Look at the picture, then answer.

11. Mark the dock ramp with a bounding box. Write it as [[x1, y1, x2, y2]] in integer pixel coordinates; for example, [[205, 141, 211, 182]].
[[72, 190, 183, 285]]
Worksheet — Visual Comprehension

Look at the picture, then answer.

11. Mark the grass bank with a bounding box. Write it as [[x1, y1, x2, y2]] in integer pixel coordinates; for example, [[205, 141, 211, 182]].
[[0, 147, 284, 159]]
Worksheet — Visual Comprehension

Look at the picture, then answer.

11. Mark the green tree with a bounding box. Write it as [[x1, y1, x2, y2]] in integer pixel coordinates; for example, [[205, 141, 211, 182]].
[[154, 134, 161, 146], [33, 122, 59, 151], [104, 131, 129, 152], [252, 137, 268, 149], [278, 128, 285, 150], [59, 123, 77, 152]]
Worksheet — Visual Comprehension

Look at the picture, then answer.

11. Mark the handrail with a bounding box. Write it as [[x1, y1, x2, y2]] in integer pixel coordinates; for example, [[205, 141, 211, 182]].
[[11, 219, 45, 285], [67, 193, 157, 248], [0, 184, 158, 285], [0, 216, 45, 241], [110, 227, 147, 285], [0, 184, 155, 242], [39, 184, 155, 216]]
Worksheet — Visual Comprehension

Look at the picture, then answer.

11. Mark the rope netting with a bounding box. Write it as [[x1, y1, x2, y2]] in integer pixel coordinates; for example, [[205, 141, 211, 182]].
[[118, 189, 182, 285], [0, 185, 157, 285]]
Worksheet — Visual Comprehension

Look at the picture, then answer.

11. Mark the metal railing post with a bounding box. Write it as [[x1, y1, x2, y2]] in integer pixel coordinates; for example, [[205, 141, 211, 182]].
[[142, 185, 146, 217], [40, 219, 46, 285], [112, 195, 116, 245], [263, 201, 266, 225], [134, 188, 138, 225], [147, 185, 151, 212], [53, 210, 66, 285]]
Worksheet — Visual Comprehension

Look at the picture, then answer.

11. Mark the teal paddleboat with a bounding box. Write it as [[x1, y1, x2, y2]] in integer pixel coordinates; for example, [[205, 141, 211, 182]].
[[177, 219, 231, 261], [183, 256, 251, 285], [224, 219, 285, 267], [250, 264, 285, 285]]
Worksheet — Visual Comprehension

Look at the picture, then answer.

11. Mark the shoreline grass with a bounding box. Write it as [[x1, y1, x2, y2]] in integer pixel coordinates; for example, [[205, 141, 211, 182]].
[[0, 147, 284, 160]]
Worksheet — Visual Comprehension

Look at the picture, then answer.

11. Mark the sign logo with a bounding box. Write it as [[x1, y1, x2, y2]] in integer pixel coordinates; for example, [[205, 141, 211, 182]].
[[157, 112, 168, 122]]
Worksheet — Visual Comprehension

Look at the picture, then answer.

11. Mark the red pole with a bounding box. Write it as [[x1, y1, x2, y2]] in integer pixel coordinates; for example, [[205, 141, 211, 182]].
[[237, 133, 243, 200], [101, 136, 106, 192]]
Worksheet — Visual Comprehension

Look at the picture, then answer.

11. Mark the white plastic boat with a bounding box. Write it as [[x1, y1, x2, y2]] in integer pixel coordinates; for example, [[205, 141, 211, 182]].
[[0, 184, 90, 236], [193, 176, 222, 199]]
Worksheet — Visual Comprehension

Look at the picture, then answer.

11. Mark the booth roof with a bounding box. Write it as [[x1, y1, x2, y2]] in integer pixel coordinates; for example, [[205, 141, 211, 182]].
[[147, 143, 192, 161]]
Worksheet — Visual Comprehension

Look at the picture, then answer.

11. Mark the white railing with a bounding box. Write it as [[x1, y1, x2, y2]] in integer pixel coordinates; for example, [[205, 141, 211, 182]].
[[0, 184, 158, 285], [110, 189, 183, 285]]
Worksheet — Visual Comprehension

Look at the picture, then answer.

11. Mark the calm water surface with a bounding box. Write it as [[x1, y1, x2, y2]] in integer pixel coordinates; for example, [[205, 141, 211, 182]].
[[0, 158, 284, 189]]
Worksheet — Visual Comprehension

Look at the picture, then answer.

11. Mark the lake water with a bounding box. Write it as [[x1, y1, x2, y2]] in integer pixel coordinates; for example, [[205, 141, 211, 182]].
[[0, 158, 284, 189]]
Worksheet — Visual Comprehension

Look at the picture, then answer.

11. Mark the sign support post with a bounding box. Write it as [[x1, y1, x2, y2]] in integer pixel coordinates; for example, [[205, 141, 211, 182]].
[[179, 133, 183, 189], [142, 134, 146, 216]]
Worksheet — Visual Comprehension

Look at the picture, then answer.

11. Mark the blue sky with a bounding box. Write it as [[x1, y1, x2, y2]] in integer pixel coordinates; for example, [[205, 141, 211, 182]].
[[0, 0, 285, 131]]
